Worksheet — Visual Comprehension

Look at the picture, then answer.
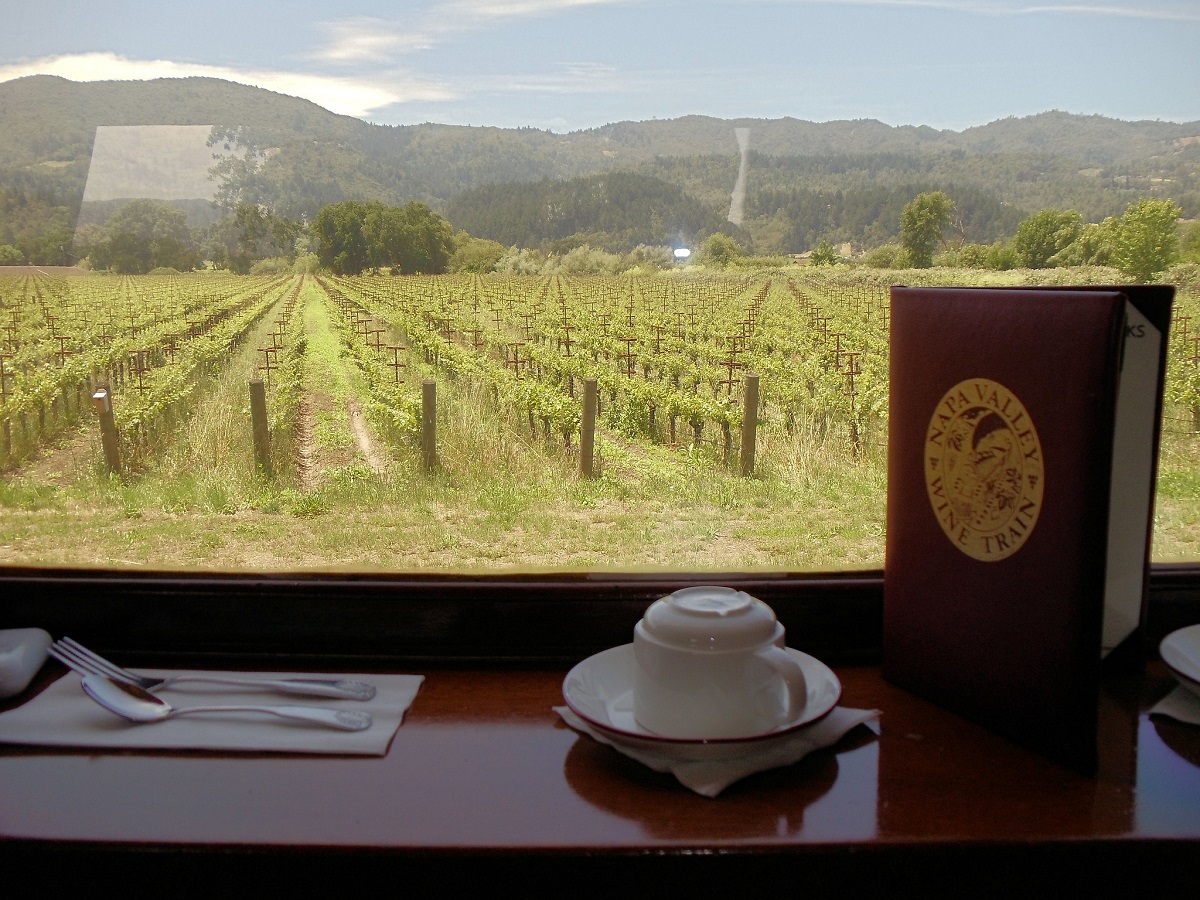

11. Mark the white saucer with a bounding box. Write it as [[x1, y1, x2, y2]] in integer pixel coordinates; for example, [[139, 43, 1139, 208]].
[[562, 644, 841, 753], [1160, 624, 1200, 698]]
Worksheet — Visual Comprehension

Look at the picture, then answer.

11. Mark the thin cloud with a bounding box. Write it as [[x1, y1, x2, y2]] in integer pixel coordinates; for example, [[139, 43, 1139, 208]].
[[0, 52, 456, 118], [770, 0, 1200, 22], [312, 18, 438, 64], [313, 0, 634, 65], [481, 62, 631, 94], [439, 0, 631, 17]]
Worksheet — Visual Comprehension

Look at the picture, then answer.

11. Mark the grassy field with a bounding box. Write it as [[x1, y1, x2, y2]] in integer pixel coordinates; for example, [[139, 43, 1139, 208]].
[[0, 269, 1197, 573]]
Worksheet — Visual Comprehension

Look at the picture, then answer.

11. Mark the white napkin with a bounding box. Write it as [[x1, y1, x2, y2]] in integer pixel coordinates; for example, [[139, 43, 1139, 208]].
[[1149, 685, 1200, 726], [555, 704, 880, 797], [0, 669, 423, 755]]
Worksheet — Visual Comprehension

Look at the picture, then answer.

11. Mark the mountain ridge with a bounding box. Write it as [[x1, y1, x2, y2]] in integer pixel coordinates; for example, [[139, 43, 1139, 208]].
[[1, 75, 1197, 257], [5, 75, 1198, 174]]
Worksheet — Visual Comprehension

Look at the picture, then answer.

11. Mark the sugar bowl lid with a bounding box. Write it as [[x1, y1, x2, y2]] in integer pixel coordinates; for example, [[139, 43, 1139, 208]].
[[640, 586, 778, 651]]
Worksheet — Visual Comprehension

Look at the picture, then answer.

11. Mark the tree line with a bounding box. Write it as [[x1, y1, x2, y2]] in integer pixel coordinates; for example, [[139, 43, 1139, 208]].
[[0, 189, 1194, 282], [881, 191, 1192, 281], [444, 171, 733, 252], [0, 198, 469, 276]]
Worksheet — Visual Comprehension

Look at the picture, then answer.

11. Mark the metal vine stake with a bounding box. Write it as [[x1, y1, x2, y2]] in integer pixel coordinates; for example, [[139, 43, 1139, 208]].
[[386, 346, 407, 385], [507, 341, 528, 379], [844, 351, 863, 455], [3, 315, 19, 352], [831, 332, 846, 371], [128, 348, 153, 393], [257, 346, 278, 385], [618, 336, 637, 377], [720, 336, 745, 396], [466, 326, 484, 353], [558, 323, 576, 357], [55, 334, 74, 366], [161, 333, 179, 363]]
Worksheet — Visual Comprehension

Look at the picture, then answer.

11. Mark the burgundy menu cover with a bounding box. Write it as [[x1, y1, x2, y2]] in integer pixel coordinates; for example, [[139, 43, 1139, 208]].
[[884, 284, 1173, 774]]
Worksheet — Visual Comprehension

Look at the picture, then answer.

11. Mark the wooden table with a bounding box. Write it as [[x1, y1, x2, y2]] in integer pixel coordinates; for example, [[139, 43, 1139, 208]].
[[2, 663, 1199, 896]]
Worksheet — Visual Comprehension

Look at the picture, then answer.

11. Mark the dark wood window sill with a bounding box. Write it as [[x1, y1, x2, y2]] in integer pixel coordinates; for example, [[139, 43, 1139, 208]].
[[2, 662, 1198, 895], [2, 564, 1199, 894]]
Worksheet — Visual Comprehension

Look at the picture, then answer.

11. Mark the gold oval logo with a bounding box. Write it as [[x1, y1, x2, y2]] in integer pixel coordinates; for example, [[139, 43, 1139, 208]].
[[924, 379, 1044, 562]]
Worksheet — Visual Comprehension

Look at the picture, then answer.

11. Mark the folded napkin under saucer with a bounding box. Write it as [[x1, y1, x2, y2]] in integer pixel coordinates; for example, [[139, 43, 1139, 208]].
[[1149, 685, 1200, 726], [0, 669, 424, 755], [555, 704, 880, 798]]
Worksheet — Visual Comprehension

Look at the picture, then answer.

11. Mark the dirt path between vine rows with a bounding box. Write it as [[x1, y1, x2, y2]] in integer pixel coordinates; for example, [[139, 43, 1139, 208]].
[[7, 420, 97, 486], [348, 398, 387, 474], [294, 396, 318, 491], [294, 394, 387, 491]]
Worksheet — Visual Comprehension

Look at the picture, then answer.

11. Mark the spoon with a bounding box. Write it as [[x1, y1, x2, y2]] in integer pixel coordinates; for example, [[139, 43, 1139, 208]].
[[81, 674, 372, 731]]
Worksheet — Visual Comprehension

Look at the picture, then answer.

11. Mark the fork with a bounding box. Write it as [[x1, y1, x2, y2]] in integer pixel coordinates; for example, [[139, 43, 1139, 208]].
[[48, 637, 376, 700]]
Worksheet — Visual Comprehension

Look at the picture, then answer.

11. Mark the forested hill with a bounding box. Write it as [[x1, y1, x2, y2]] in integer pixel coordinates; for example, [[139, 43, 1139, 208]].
[[445, 172, 737, 253], [6, 74, 1198, 177], [582, 112, 1200, 168], [2, 74, 1198, 257]]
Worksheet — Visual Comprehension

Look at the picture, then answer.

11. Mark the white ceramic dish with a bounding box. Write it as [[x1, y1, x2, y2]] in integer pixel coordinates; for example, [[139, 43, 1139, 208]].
[[1160, 623, 1200, 698], [0, 628, 51, 699], [562, 643, 840, 754]]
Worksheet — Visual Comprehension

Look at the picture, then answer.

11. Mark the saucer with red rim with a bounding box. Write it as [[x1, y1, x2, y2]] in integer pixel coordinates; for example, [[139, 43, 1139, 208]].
[[562, 643, 840, 754]]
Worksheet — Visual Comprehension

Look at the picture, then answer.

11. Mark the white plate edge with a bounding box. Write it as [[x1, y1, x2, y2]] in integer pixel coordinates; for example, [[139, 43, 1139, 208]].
[[562, 643, 841, 745], [1160, 623, 1200, 694]]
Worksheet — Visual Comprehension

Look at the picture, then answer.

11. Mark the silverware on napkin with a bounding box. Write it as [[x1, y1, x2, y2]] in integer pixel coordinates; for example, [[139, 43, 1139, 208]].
[[49, 637, 376, 700]]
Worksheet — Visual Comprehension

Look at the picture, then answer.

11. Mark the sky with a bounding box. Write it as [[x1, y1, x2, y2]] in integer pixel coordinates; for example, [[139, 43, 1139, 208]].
[[2, 1, 1199, 134]]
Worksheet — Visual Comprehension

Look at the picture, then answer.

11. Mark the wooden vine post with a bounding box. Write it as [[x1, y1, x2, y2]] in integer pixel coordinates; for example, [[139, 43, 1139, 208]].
[[249, 378, 272, 479], [421, 379, 438, 471], [740, 373, 759, 477], [1188, 335, 1200, 431], [579, 377, 598, 479], [0, 354, 12, 459], [92, 386, 121, 476]]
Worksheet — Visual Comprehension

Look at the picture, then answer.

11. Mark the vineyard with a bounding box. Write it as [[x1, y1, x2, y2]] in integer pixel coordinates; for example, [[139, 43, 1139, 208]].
[[0, 268, 1197, 571]]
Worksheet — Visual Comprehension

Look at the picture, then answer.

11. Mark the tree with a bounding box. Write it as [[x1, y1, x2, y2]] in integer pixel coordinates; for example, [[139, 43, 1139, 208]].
[[208, 127, 273, 214], [624, 244, 674, 271], [450, 233, 507, 274], [550, 244, 624, 276], [18, 218, 76, 266], [954, 243, 990, 268], [1050, 218, 1118, 267], [986, 242, 1020, 271], [312, 201, 371, 275], [699, 233, 744, 268], [312, 200, 455, 276], [69, 223, 106, 264], [1182, 220, 1200, 264], [862, 243, 904, 268], [494, 247, 549, 275], [203, 204, 301, 272], [809, 241, 840, 266], [1111, 197, 1182, 281], [900, 191, 954, 268], [0, 244, 24, 265], [389, 202, 455, 274], [1013, 209, 1082, 268], [950, 241, 1017, 271], [90, 200, 198, 273]]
